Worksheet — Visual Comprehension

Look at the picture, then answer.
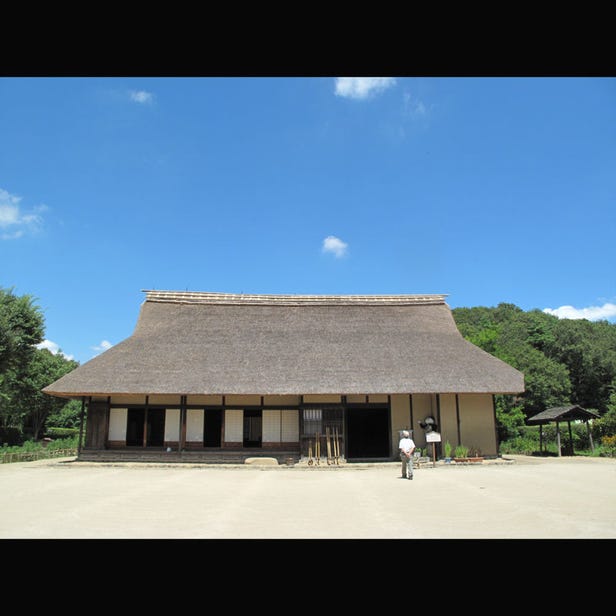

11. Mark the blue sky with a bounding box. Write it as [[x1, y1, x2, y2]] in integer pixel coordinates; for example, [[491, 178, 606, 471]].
[[1, 77, 615, 364]]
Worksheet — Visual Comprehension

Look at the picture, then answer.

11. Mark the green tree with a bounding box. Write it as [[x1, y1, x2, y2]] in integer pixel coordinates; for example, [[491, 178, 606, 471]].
[[593, 387, 616, 439], [46, 398, 83, 429], [543, 319, 616, 412], [494, 395, 526, 442], [0, 287, 44, 374], [0, 288, 45, 438], [508, 345, 572, 415], [16, 348, 79, 440]]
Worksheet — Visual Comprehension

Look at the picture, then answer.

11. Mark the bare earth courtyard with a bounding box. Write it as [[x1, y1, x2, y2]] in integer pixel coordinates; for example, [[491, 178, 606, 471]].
[[1, 455, 615, 539]]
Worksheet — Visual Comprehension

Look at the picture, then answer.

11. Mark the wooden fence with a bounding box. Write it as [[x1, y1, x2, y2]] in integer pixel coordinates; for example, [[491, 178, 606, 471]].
[[1, 448, 77, 464]]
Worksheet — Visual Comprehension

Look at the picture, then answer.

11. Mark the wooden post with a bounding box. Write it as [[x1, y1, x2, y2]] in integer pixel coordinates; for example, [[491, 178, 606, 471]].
[[432, 442, 436, 468], [455, 394, 461, 446], [539, 424, 543, 453], [143, 395, 149, 448], [556, 421, 561, 457], [180, 395, 187, 451], [568, 420, 573, 456], [587, 420, 594, 451], [77, 397, 86, 454]]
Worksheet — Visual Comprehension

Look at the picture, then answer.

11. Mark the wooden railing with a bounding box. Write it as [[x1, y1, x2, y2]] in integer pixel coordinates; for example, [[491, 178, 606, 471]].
[[1, 448, 77, 464]]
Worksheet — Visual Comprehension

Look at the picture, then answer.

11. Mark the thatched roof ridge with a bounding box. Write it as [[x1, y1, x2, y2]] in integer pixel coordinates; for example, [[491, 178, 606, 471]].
[[44, 291, 524, 398], [143, 290, 449, 306]]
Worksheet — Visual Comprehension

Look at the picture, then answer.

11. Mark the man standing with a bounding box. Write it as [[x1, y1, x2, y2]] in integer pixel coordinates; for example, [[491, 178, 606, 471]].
[[399, 430, 416, 480]]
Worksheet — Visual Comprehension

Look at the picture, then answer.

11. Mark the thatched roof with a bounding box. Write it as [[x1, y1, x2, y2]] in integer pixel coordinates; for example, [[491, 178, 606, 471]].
[[527, 405, 600, 424], [44, 291, 524, 398]]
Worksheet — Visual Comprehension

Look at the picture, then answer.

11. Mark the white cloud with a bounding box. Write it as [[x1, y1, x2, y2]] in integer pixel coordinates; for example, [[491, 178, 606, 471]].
[[91, 340, 113, 353], [543, 303, 616, 321], [129, 90, 154, 104], [334, 77, 396, 100], [403, 91, 426, 116], [322, 235, 348, 258], [0, 188, 46, 239], [36, 339, 74, 361]]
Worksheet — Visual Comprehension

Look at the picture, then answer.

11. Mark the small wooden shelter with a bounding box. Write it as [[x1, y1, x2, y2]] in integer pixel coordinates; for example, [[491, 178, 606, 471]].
[[526, 405, 600, 456]]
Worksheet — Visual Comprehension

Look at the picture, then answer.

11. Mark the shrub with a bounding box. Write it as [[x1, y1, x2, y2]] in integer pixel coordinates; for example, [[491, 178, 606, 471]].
[[499, 435, 540, 456], [46, 427, 79, 439], [600, 435, 616, 458], [594, 406, 616, 440]]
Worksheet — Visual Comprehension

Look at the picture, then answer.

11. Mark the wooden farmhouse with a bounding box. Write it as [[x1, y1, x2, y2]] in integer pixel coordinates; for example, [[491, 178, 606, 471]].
[[43, 290, 524, 463]]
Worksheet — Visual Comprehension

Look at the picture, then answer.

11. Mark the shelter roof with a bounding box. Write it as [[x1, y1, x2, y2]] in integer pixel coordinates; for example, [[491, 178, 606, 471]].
[[527, 405, 600, 424]]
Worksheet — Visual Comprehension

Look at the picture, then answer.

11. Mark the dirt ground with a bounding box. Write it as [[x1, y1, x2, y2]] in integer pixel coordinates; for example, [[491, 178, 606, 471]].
[[1, 454, 615, 539]]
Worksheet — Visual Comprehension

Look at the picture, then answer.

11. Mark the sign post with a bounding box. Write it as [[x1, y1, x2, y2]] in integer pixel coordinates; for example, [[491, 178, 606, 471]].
[[425, 431, 441, 468]]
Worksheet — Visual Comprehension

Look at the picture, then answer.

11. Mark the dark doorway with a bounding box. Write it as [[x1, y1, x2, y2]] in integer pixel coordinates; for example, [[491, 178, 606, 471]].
[[146, 409, 165, 447], [204, 409, 222, 447], [346, 407, 390, 459], [126, 408, 145, 446], [126, 408, 165, 447], [243, 409, 262, 448]]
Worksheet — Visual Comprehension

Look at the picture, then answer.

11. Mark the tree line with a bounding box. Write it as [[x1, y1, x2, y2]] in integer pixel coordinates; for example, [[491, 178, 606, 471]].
[[2, 287, 616, 448], [452, 303, 616, 444], [1, 287, 80, 445]]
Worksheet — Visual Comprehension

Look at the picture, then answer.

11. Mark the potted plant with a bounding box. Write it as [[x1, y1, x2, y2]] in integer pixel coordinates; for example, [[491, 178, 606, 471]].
[[444, 440, 452, 463], [454, 444, 469, 462]]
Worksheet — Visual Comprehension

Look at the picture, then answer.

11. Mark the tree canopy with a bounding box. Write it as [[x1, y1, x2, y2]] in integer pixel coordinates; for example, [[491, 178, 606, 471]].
[[453, 303, 616, 417], [0, 287, 79, 444]]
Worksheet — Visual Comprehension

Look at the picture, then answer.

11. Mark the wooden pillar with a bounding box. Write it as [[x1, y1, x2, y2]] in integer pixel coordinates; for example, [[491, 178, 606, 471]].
[[105, 396, 111, 449], [78, 396, 86, 454], [409, 394, 414, 433], [436, 394, 442, 458], [180, 395, 187, 451], [455, 394, 461, 446], [142, 395, 149, 448], [556, 421, 561, 457], [568, 420, 573, 456], [492, 395, 500, 454], [539, 424, 543, 453], [178, 399, 182, 451]]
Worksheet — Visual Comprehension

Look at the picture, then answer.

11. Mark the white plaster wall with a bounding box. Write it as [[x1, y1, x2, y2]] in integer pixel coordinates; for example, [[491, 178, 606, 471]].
[[262, 410, 299, 442], [439, 393, 457, 448], [281, 410, 299, 441], [391, 394, 411, 450], [164, 409, 180, 441], [225, 409, 243, 442], [186, 409, 204, 442], [108, 408, 127, 441], [262, 410, 279, 443], [458, 394, 497, 456]]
